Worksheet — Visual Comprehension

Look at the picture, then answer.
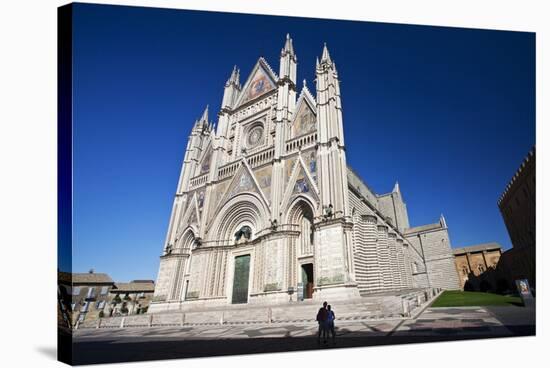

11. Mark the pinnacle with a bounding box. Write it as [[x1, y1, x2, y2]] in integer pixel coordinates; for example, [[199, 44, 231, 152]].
[[199, 105, 209, 123], [321, 42, 332, 63], [227, 65, 240, 86], [283, 33, 295, 55], [393, 181, 400, 193]]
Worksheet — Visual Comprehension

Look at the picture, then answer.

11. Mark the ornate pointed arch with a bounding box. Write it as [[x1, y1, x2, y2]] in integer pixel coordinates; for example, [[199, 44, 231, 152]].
[[174, 226, 198, 251], [207, 192, 270, 242], [285, 195, 316, 225]]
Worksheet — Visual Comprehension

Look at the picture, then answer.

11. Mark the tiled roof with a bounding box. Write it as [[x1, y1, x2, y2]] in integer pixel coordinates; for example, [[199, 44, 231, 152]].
[[453, 242, 502, 255], [112, 282, 155, 293], [58, 271, 114, 284]]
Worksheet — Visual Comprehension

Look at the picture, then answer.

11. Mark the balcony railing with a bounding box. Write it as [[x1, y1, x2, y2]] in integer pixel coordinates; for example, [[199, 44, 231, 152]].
[[285, 132, 317, 154]]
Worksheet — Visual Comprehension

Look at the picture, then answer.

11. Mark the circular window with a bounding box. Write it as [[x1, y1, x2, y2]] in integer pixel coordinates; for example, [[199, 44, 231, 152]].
[[247, 125, 264, 148]]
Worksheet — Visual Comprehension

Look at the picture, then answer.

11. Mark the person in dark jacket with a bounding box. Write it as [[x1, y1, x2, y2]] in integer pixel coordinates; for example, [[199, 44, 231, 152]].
[[316, 301, 328, 343]]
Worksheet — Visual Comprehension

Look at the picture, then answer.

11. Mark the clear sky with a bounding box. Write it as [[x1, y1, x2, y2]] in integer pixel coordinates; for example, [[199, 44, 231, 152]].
[[66, 3, 535, 282]]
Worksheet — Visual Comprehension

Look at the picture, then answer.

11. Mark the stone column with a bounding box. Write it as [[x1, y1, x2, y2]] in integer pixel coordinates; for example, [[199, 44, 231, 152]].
[[376, 225, 392, 291], [388, 232, 400, 290], [359, 215, 382, 292], [396, 238, 408, 289]]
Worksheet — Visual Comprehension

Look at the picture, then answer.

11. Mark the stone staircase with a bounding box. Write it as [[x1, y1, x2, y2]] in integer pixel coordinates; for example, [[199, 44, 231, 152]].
[[77, 288, 442, 330]]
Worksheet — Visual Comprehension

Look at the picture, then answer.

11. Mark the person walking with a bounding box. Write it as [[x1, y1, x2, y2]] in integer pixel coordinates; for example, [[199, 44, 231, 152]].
[[316, 301, 328, 344], [326, 304, 336, 343]]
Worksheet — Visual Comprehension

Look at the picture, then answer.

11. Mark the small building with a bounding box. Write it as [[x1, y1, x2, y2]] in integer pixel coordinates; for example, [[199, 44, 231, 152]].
[[497, 146, 536, 289], [453, 243, 502, 291], [58, 270, 115, 327], [109, 280, 155, 316]]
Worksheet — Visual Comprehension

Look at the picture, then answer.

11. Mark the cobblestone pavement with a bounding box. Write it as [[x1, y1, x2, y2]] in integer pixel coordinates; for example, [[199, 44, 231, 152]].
[[71, 306, 534, 365]]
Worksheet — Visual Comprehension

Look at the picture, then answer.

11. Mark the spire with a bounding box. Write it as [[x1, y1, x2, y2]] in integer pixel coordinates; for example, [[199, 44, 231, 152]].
[[199, 105, 209, 123], [282, 33, 295, 56], [393, 181, 400, 194], [279, 33, 297, 83], [226, 65, 240, 86], [321, 42, 332, 64], [439, 214, 447, 228], [194, 105, 209, 131]]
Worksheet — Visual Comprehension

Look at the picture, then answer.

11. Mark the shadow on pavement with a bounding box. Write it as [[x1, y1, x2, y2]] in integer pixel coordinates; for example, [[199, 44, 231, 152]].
[[71, 331, 534, 365]]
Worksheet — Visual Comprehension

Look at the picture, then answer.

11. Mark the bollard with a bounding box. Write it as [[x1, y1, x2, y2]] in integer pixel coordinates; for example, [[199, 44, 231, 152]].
[[220, 311, 224, 325], [120, 317, 125, 328], [96, 318, 102, 329], [416, 295, 421, 306], [267, 307, 272, 324], [181, 313, 185, 327], [149, 314, 153, 327]]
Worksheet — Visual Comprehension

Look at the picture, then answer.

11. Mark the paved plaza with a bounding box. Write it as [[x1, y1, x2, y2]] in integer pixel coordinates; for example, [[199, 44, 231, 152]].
[[70, 305, 535, 365]]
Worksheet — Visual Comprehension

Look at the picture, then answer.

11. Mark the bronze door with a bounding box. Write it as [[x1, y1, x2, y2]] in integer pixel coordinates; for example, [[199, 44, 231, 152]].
[[232, 255, 251, 304]]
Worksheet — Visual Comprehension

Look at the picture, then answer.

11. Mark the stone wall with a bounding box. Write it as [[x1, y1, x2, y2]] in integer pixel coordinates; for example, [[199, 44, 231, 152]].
[[348, 189, 414, 294], [406, 227, 460, 290]]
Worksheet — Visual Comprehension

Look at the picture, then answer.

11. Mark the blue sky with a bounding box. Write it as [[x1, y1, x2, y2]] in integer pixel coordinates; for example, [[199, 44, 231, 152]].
[[66, 4, 535, 282]]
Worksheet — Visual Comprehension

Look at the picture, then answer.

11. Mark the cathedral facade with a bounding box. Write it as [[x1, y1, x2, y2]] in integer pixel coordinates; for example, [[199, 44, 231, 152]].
[[150, 35, 459, 312]]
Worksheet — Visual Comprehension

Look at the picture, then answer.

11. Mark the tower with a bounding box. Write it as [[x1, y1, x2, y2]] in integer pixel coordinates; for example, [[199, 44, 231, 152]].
[[313, 44, 359, 300]]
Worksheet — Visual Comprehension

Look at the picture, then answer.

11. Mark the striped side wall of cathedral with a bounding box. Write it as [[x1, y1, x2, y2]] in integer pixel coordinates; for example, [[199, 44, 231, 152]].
[[348, 188, 424, 294]]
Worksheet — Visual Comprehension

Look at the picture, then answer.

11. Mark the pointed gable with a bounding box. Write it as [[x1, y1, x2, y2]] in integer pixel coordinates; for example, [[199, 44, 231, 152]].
[[176, 193, 201, 238], [235, 58, 278, 107], [281, 155, 320, 211], [213, 160, 271, 216], [291, 82, 317, 138]]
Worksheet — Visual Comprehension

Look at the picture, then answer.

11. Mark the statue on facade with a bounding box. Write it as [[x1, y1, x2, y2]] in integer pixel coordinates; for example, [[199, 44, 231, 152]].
[[323, 204, 334, 219], [234, 225, 252, 242]]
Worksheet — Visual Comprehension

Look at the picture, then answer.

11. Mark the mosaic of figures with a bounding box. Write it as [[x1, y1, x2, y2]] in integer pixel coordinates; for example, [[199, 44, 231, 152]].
[[197, 189, 205, 210], [293, 167, 311, 195], [254, 165, 272, 203], [292, 102, 316, 137], [200, 147, 213, 174], [241, 68, 275, 105], [228, 168, 256, 198], [208, 180, 230, 218], [302, 149, 318, 183], [285, 157, 297, 187]]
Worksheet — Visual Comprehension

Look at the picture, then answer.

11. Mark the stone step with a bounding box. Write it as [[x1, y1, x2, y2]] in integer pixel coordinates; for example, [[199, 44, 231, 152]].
[[77, 288, 440, 329]]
